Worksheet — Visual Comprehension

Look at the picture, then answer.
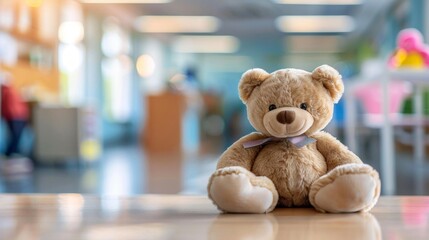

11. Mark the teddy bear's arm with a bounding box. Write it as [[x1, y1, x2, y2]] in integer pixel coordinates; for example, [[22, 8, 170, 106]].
[[216, 132, 265, 170], [312, 131, 362, 172]]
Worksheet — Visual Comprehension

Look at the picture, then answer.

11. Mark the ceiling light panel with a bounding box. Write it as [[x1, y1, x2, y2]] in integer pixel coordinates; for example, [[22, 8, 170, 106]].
[[80, 0, 172, 3], [273, 0, 362, 5], [276, 15, 355, 33], [172, 36, 239, 53], [134, 16, 220, 33]]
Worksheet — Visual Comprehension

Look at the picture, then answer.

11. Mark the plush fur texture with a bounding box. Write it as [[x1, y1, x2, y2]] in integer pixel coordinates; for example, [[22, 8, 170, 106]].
[[207, 65, 380, 213]]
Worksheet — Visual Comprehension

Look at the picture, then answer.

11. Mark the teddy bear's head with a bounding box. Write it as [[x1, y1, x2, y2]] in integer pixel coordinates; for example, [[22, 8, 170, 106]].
[[238, 65, 343, 138]]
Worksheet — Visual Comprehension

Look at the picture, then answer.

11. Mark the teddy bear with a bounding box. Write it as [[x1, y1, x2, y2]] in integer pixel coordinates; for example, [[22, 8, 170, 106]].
[[207, 65, 381, 213]]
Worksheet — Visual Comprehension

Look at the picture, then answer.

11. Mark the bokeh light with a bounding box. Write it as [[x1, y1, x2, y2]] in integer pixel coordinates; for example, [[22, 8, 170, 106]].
[[58, 21, 84, 44], [136, 54, 156, 78]]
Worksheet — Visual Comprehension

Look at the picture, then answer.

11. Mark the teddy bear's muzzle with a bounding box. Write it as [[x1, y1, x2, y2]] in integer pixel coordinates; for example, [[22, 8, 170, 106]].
[[263, 107, 314, 138]]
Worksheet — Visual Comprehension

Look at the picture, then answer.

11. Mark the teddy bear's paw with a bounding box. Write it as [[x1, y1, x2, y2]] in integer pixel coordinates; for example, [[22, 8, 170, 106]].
[[309, 163, 381, 213], [208, 166, 278, 213]]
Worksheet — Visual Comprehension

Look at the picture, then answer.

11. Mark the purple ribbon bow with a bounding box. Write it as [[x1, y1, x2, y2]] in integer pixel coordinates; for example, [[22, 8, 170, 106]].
[[242, 135, 316, 149]]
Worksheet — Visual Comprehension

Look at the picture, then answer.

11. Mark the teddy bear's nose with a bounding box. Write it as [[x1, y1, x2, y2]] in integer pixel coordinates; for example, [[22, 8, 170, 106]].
[[276, 110, 295, 124]]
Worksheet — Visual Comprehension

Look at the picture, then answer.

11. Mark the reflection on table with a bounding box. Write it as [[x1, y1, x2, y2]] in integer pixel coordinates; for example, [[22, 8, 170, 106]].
[[0, 195, 428, 240]]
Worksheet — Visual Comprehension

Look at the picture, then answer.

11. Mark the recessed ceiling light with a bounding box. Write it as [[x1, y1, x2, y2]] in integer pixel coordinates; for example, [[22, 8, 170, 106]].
[[58, 21, 84, 44], [172, 36, 239, 53], [80, 0, 172, 3], [276, 15, 355, 33], [136, 54, 156, 77], [273, 0, 362, 5], [134, 16, 220, 33]]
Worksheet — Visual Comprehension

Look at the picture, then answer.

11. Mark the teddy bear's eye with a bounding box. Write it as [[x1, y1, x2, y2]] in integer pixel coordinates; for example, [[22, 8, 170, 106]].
[[300, 103, 308, 110], [268, 104, 277, 111]]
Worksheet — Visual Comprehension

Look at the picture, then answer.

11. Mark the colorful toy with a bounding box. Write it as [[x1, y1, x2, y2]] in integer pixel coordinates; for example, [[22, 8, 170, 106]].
[[207, 65, 380, 213], [388, 28, 429, 68]]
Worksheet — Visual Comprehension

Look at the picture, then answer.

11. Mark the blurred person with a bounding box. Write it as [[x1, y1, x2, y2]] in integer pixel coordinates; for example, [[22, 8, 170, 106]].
[[0, 72, 32, 174]]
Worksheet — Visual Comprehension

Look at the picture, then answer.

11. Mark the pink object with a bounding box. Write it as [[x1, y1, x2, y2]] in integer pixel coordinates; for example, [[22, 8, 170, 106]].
[[388, 28, 429, 68], [398, 28, 424, 51], [423, 46, 429, 65], [354, 81, 411, 114], [402, 198, 429, 227], [1, 84, 29, 121]]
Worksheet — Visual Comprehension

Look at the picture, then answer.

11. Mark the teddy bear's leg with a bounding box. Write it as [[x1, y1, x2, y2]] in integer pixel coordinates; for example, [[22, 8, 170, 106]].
[[309, 163, 380, 213], [208, 166, 279, 213]]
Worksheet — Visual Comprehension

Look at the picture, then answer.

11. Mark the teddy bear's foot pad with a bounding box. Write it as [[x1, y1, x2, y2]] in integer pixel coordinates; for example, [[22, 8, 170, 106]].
[[309, 164, 380, 213], [208, 166, 278, 213]]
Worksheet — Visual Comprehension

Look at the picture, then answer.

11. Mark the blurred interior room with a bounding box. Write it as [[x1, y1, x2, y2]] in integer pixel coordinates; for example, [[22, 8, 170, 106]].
[[0, 0, 429, 198]]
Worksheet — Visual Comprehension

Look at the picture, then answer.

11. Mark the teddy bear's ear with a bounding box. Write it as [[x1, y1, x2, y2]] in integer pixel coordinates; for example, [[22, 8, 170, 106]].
[[239, 68, 270, 103], [311, 65, 344, 103]]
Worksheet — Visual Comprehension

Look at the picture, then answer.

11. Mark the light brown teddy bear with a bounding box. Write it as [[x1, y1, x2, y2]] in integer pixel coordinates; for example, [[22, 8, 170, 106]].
[[208, 65, 381, 213]]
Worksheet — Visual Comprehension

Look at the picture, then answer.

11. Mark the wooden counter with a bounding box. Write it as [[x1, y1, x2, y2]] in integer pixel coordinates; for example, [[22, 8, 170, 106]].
[[142, 93, 186, 153], [0, 195, 428, 239]]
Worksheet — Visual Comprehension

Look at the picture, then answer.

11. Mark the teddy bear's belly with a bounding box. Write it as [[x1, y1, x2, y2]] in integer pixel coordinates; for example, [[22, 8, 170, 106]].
[[251, 142, 327, 207]]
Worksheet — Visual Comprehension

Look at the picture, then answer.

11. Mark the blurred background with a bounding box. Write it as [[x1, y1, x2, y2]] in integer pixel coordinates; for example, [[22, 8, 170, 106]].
[[0, 0, 428, 196]]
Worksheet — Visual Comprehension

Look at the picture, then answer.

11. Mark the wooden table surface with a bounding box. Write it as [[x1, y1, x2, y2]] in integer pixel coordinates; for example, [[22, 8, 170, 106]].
[[0, 195, 428, 240]]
